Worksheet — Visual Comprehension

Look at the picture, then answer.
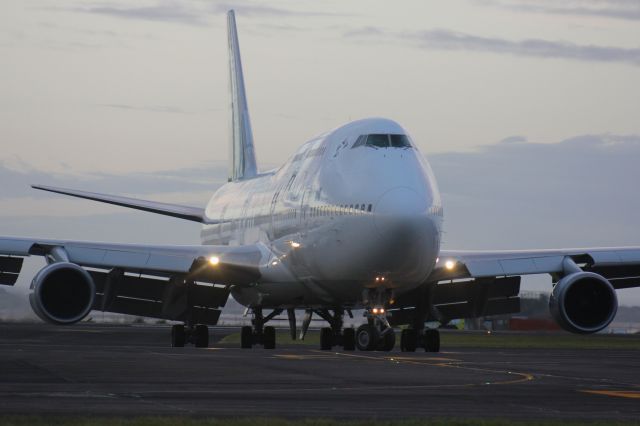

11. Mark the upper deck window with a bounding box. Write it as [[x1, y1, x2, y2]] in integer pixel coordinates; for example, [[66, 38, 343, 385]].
[[351, 134, 412, 149]]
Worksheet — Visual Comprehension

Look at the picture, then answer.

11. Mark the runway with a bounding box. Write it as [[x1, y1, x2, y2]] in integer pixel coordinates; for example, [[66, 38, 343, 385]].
[[1, 323, 639, 420]]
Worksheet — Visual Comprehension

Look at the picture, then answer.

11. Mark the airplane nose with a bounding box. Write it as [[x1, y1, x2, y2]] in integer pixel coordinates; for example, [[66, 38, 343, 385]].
[[375, 186, 427, 217], [374, 187, 430, 243]]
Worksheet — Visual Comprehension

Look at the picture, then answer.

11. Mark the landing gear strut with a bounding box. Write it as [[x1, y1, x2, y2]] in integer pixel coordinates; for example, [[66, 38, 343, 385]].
[[170, 323, 209, 348], [240, 307, 281, 349]]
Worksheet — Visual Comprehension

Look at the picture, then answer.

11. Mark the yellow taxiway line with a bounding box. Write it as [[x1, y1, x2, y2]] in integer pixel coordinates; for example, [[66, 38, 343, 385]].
[[581, 390, 640, 399]]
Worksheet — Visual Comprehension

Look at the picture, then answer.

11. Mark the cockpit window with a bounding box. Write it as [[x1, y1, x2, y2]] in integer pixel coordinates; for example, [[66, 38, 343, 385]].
[[351, 134, 412, 149], [352, 135, 367, 148], [367, 134, 390, 148], [390, 134, 411, 148]]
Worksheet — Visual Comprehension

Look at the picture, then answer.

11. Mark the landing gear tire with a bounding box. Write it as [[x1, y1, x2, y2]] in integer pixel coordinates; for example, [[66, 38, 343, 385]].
[[400, 328, 417, 352], [356, 324, 378, 351], [194, 324, 209, 348], [424, 329, 440, 352], [320, 327, 333, 350], [342, 328, 355, 351], [171, 324, 185, 347], [263, 326, 276, 349], [378, 329, 396, 352], [241, 325, 253, 349]]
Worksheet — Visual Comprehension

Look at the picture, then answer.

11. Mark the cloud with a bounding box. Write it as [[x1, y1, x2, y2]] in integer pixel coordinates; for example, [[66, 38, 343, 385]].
[[99, 104, 191, 114], [345, 27, 640, 66], [69, 3, 209, 26], [499, 135, 527, 144], [210, 2, 343, 18], [477, 0, 640, 21], [63, 1, 348, 27], [430, 133, 640, 250]]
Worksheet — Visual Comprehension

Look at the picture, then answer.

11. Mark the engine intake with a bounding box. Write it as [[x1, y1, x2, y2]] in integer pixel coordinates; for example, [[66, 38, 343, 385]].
[[549, 271, 617, 334], [29, 262, 95, 325]]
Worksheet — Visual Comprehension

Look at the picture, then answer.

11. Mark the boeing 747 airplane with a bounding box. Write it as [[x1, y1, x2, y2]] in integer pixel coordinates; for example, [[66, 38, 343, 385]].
[[1, 11, 639, 352]]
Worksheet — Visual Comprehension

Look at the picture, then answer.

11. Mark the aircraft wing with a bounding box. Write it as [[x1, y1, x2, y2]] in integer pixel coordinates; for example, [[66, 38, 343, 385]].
[[389, 246, 640, 327], [432, 247, 640, 288], [0, 236, 266, 325], [32, 185, 214, 223]]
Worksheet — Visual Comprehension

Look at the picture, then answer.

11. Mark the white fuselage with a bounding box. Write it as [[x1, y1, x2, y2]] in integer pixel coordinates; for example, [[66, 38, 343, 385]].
[[201, 118, 443, 308]]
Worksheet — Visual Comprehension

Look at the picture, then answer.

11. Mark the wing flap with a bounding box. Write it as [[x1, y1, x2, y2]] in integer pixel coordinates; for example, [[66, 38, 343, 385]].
[[0, 256, 23, 286], [92, 295, 223, 325], [89, 269, 230, 324]]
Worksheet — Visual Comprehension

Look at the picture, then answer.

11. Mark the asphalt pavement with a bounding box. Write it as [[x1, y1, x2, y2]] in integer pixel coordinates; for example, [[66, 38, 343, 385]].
[[1, 323, 639, 420]]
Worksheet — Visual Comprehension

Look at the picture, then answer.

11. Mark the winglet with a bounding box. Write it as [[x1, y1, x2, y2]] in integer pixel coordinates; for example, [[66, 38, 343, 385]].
[[32, 184, 211, 224], [227, 10, 258, 181]]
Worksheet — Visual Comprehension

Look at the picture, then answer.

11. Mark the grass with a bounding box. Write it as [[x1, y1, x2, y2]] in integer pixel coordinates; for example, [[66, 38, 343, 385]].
[[219, 329, 640, 350], [1, 417, 639, 426]]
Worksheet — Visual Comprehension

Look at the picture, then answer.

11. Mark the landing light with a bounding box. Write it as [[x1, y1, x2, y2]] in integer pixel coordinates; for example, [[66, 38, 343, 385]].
[[209, 256, 220, 266], [290, 241, 301, 248], [271, 260, 278, 266], [445, 260, 455, 270]]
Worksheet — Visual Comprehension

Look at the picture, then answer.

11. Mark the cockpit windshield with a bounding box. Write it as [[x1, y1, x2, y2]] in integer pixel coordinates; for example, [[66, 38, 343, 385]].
[[351, 134, 412, 149]]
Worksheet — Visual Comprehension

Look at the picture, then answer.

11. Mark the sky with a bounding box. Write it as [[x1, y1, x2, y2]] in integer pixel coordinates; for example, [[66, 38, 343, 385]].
[[1, 0, 639, 308]]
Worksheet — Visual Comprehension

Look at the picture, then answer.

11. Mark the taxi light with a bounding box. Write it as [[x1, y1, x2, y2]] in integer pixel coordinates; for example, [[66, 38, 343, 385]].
[[380, 308, 385, 314], [372, 308, 379, 314], [445, 260, 455, 270], [290, 241, 301, 248], [271, 260, 278, 266], [209, 256, 220, 266]]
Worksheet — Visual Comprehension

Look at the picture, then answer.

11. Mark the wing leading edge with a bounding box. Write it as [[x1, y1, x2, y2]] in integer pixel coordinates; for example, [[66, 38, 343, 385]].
[[432, 246, 640, 287], [32, 185, 214, 224], [0, 236, 266, 325]]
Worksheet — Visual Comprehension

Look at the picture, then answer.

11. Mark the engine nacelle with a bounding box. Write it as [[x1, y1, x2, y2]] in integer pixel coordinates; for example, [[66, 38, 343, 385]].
[[29, 262, 95, 325], [549, 271, 617, 334]]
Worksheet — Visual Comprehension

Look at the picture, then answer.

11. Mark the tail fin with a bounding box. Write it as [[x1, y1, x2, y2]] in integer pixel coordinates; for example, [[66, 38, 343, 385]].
[[227, 10, 257, 181]]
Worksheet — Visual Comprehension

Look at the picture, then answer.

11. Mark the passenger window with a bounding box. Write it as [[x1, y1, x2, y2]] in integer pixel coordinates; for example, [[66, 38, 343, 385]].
[[390, 134, 411, 148], [366, 134, 390, 148]]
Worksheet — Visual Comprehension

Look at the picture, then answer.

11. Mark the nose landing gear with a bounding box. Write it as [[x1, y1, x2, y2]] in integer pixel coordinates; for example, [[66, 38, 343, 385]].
[[355, 306, 396, 351]]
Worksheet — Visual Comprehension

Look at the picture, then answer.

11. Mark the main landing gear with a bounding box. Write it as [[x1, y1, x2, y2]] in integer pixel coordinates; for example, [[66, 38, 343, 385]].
[[399, 328, 440, 352], [240, 307, 281, 349], [316, 309, 356, 351], [171, 323, 209, 348]]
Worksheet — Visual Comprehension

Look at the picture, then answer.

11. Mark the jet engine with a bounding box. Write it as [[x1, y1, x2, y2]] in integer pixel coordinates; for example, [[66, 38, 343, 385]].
[[549, 271, 617, 334], [29, 262, 96, 324]]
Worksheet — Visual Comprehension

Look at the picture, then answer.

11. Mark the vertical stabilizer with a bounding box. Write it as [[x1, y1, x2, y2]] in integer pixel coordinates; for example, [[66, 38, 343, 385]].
[[227, 10, 258, 181]]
